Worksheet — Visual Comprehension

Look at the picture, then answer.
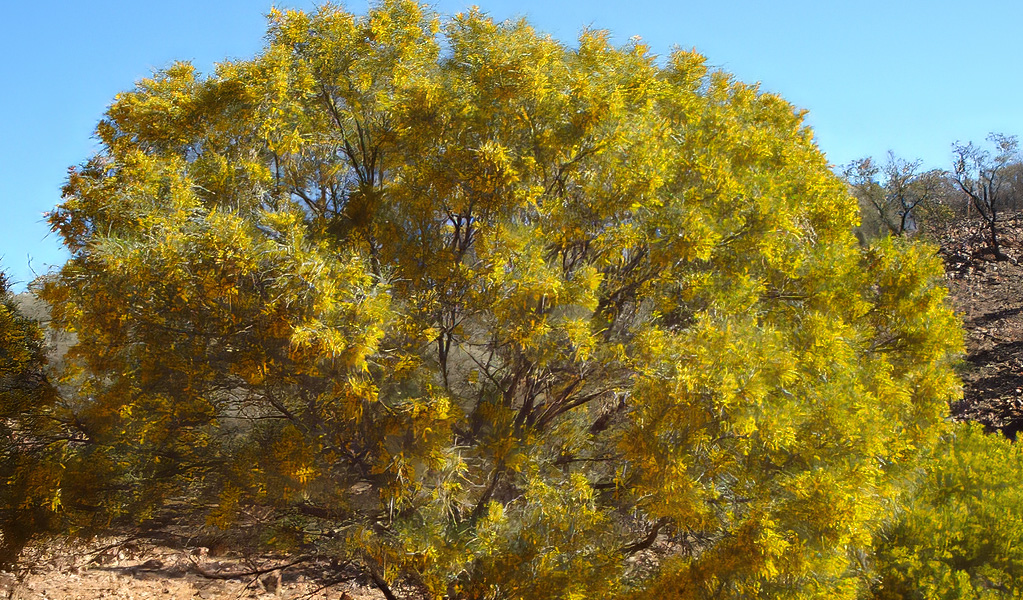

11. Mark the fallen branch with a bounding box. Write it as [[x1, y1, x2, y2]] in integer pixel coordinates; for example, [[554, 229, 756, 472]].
[[187, 554, 312, 580]]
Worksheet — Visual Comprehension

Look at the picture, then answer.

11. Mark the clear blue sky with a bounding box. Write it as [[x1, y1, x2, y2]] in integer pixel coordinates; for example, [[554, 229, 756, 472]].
[[4, 0, 1023, 291]]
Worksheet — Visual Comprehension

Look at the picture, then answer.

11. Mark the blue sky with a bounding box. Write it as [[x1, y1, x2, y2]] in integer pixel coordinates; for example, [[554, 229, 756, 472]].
[[3, 0, 1023, 290]]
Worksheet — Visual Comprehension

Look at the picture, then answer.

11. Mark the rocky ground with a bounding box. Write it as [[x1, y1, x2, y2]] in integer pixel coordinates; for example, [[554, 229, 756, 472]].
[[938, 213, 1023, 437], [6, 214, 1023, 599]]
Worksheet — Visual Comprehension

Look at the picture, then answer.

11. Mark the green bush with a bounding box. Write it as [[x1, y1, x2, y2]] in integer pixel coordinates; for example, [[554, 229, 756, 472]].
[[872, 422, 1023, 599]]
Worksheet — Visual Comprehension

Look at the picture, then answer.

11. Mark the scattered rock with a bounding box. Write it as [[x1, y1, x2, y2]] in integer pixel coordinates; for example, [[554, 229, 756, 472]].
[[940, 212, 1023, 437]]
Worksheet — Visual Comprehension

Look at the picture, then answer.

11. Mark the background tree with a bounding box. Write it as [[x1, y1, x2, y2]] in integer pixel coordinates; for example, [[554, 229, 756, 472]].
[[0, 271, 59, 566], [952, 133, 1020, 259], [845, 152, 949, 241], [18, 2, 962, 598]]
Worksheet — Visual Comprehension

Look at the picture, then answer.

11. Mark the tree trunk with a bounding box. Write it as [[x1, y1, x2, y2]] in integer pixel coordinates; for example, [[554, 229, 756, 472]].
[[988, 217, 1007, 261]]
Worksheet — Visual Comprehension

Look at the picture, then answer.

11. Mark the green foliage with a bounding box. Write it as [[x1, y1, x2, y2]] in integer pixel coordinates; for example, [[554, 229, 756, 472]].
[[871, 422, 1023, 599], [21, 2, 964, 598]]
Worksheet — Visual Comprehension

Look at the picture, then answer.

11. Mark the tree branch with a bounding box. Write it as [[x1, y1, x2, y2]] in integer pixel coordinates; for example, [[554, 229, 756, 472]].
[[620, 518, 670, 556]]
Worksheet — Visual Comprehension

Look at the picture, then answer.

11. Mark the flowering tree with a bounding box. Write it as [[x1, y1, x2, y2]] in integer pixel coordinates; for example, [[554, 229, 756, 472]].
[[11, 3, 962, 598]]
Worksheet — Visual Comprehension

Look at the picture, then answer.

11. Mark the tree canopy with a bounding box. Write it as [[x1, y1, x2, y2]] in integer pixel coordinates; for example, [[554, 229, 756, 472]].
[[5, 2, 964, 598]]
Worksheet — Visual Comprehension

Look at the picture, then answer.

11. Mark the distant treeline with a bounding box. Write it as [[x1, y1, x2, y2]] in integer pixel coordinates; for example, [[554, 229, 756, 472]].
[[845, 133, 1022, 259]]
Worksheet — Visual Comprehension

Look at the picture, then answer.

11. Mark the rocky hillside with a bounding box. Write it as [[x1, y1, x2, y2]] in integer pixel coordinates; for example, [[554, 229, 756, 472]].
[[939, 212, 1023, 438]]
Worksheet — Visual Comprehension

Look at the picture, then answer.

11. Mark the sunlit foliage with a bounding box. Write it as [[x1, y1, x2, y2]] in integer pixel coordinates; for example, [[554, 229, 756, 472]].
[[871, 423, 1023, 599], [13, 2, 964, 598]]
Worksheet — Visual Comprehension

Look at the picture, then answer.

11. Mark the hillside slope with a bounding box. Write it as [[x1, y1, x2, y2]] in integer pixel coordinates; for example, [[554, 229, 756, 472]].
[[941, 213, 1023, 437]]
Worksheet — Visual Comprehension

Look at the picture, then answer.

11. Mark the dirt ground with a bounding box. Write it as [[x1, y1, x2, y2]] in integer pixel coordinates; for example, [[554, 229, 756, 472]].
[[1, 536, 386, 600]]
